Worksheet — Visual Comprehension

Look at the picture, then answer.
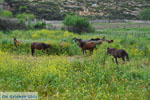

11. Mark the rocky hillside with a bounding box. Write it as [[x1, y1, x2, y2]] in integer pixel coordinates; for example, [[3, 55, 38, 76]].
[[3, 0, 150, 20]]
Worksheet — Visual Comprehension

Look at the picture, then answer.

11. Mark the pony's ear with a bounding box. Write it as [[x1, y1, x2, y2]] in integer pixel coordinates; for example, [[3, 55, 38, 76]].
[[107, 47, 110, 50]]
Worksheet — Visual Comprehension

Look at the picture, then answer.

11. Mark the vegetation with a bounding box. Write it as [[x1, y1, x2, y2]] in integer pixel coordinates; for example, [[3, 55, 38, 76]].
[[3, 0, 150, 20], [0, 10, 13, 18], [0, 27, 150, 99], [4, 0, 64, 20], [0, 0, 3, 3], [0, 17, 27, 30], [140, 8, 150, 20], [64, 15, 95, 34], [32, 21, 46, 29], [16, 13, 35, 23]]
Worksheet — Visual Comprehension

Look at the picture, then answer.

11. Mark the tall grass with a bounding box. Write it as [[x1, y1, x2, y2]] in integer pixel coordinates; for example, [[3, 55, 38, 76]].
[[0, 28, 150, 99]]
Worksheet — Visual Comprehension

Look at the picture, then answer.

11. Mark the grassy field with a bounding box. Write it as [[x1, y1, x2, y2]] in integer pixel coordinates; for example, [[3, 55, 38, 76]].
[[0, 27, 150, 99]]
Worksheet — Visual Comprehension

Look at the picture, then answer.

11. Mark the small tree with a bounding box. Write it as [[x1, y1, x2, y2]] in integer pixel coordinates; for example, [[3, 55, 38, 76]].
[[140, 8, 150, 20], [63, 15, 95, 34], [16, 13, 35, 27], [0, 10, 13, 18]]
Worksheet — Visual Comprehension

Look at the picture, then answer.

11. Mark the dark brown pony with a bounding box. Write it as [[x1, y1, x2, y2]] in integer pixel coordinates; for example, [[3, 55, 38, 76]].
[[72, 37, 89, 42], [90, 38, 100, 41], [78, 39, 96, 54], [106, 40, 113, 44], [107, 47, 129, 64], [14, 37, 22, 47], [31, 42, 51, 56]]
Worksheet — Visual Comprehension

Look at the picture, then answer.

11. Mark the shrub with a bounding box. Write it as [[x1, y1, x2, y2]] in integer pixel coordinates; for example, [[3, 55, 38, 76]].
[[0, 17, 27, 30], [32, 21, 46, 29], [16, 13, 35, 24], [63, 15, 95, 34], [140, 8, 150, 20], [0, 10, 13, 18]]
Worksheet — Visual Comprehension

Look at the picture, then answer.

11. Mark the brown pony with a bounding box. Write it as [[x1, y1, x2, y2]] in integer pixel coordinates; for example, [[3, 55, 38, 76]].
[[78, 39, 96, 54], [107, 47, 129, 64], [94, 40, 103, 45], [31, 42, 51, 56], [14, 38, 22, 47]]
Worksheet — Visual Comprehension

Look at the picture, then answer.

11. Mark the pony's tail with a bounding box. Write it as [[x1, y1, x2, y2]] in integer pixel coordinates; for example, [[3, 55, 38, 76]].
[[31, 46, 34, 56]]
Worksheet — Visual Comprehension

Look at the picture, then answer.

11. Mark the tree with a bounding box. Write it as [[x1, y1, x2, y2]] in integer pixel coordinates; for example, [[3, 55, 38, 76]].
[[63, 15, 95, 34], [0, 10, 13, 18], [140, 8, 150, 20]]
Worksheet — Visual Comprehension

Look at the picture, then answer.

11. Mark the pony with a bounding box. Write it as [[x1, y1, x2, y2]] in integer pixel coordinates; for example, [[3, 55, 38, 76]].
[[89, 37, 106, 41], [107, 47, 129, 64], [93, 40, 103, 45], [78, 39, 96, 54], [72, 37, 89, 42], [90, 38, 100, 41], [31, 42, 51, 56], [14, 37, 22, 47], [106, 40, 114, 44], [101, 36, 106, 41], [73, 37, 105, 43], [73, 37, 106, 47]]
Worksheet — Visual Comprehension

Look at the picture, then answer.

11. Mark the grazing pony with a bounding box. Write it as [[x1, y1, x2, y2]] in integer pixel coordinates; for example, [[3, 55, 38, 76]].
[[107, 47, 129, 64], [106, 40, 114, 44], [90, 37, 106, 41], [72, 37, 89, 42], [14, 38, 22, 47], [78, 39, 96, 54], [93, 40, 103, 45], [73, 37, 106, 47], [31, 42, 51, 56], [73, 37, 105, 43], [101, 36, 106, 41], [90, 38, 100, 41]]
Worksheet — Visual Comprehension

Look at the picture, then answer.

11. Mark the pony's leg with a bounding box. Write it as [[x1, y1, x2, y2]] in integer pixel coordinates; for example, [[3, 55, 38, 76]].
[[46, 49, 49, 55], [112, 58, 115, 62], [90, 49, 93, 54], [82, 49, 84, 55], [115, 58, 118, 64], [31, 48, 35, 56], [122, 57, 125, 64], [14, 42, 17, 48], [85, 50, 87, 54]]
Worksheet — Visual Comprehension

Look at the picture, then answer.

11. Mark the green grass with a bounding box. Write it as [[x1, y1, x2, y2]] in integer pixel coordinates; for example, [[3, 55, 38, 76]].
[[0, 28, 150, 99], [0, 0, 3, 3]]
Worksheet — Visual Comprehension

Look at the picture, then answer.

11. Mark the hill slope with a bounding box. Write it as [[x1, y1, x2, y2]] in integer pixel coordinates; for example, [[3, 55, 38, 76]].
[[3, 0, 150, 20]]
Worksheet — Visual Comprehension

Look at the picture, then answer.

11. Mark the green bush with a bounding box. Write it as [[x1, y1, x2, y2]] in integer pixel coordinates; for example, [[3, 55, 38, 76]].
[[140, 8, 150, 20], [16, 13, 35, 23], [0, 10, 13, 18], [32, 21, 46, 29], [63, 15, 95, 34]]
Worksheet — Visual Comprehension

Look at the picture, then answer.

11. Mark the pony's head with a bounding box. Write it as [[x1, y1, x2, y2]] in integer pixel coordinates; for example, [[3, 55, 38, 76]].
[[102, 36, 106, 41], [72, 37, 81, 42], [14, 37, 17, 40], [46, 44, 51, 50], [107, 47, 112, 55]]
